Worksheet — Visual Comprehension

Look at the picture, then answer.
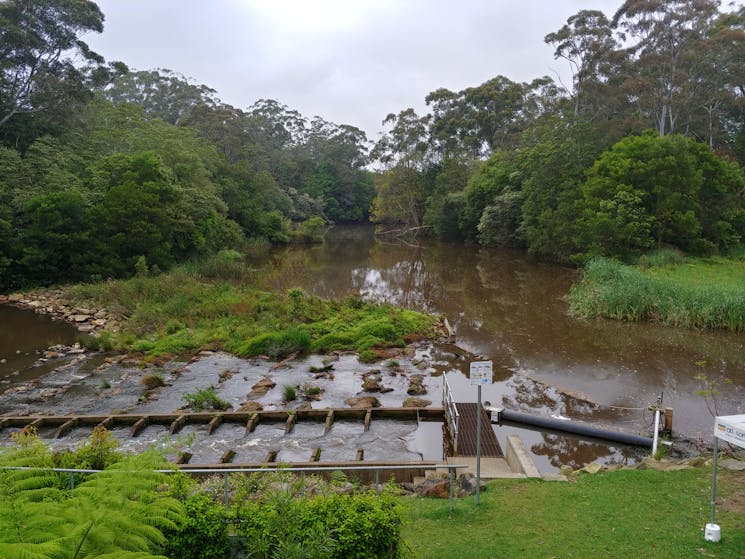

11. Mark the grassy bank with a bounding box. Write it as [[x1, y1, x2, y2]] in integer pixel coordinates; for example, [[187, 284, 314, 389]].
[[569, 256, 745, 332], [62, 252, 437, 360], [401, 468, 745, 558]]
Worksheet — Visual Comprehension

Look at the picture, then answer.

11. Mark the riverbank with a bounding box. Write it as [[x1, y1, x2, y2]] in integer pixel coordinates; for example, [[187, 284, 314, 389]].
[[569, 256, 745, 332], [1, 253, 443, 362]]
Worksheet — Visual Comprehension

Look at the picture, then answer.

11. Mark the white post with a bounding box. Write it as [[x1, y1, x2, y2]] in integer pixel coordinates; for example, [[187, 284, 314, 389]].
[[652, 409, 660, 456], [476, 384, 482, 506]]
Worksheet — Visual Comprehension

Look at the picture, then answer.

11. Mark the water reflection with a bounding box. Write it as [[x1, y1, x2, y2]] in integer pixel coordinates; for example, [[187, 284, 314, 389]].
[[253, 225, 745, 440]]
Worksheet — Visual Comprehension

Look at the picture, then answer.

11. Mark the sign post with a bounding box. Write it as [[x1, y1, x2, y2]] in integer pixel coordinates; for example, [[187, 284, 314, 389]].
[[469, 360, 492, 506], [707, 414, 745, 542]]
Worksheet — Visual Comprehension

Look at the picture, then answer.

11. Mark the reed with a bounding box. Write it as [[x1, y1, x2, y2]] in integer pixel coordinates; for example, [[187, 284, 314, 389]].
[[569, 257, 745, 332]]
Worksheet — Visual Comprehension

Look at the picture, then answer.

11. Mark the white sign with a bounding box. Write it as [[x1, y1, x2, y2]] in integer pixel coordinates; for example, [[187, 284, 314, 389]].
[[469, 360, 493, 386], [714, 414, 745, 449]]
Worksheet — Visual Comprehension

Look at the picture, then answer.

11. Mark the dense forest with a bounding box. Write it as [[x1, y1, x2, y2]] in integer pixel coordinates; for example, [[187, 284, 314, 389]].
[[2, 0, 745, 291]]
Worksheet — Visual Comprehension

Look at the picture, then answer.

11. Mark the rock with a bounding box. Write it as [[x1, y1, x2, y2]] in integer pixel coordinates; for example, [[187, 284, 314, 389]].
[[44, 351, 62, 359], [406, 374, 428, 395], [237, 401, 264, 412], [345, 396, 381, 408], [719, 458, 745, 471], [418, 478, 451, 498], [72, 314, 91, 323], [559, 465, 576, 477], [73, 307, 92, 315], [582, 462, 604, 474], [94, 309, 108, 319], [92, 319, 107, 327], [77, 325, 95, 333], [362, 376, 383, 392], [249, 378, 276, 396], [8, 294, 23, 302], [402, 397, 431, 408]]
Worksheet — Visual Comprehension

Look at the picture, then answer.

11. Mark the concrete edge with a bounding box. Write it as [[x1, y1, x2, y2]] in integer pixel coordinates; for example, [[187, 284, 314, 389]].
[[505, 434, 541, 478]]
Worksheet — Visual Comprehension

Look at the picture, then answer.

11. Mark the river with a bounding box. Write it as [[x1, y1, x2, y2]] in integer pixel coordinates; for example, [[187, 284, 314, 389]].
[[1, 225, 743, 470]]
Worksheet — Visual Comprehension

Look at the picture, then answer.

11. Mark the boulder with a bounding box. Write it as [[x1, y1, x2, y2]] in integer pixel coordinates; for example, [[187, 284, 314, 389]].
[[402, 397, 431, 408], [250, 378, 276, 397], [345, 396, 381, 408]]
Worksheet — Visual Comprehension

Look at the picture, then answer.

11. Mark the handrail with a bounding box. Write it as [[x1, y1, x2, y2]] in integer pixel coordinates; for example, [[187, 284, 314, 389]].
[[1, 463, 468, 512], [442, 374, 460, 453]]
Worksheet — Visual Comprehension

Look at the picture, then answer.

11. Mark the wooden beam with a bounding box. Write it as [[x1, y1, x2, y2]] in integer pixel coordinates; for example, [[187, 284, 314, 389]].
[[176, 452, 192, 465], [324, 410, 334, 434], [96, 416, 114, 430], [53, 418, 78, 439], [285, 412, 297, 434], [364, 409, 372, 432], [310, 447, 322, 462], [220, 449, 236, 464], [246, 413, 260, 433], [169, 415, 187, 435], [355, 448, 364, 461], [131, 416, 149, 437], [263, 450, 278, 463], [207, 415, 223, 435]]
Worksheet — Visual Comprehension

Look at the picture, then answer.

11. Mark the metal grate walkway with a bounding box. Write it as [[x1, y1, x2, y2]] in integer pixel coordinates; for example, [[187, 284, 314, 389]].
[[452, 403, 502, 457]]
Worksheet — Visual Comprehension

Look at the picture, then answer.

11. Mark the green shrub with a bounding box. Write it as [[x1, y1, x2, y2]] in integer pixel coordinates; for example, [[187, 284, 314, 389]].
[[161, 491, 232, 559], [232, 481, 401, 559], [183, 387, 231, 411]]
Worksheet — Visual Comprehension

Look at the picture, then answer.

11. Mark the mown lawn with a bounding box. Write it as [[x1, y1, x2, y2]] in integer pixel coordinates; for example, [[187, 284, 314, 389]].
[[401, 468, 745, 559]]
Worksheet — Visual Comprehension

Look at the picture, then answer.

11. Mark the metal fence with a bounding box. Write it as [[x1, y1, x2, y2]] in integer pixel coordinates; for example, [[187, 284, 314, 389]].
[[1, 462, 468, 512]]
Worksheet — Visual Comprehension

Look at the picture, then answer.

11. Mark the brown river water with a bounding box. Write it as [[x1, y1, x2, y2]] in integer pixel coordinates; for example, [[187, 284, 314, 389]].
[[1, 225, 743, 471]]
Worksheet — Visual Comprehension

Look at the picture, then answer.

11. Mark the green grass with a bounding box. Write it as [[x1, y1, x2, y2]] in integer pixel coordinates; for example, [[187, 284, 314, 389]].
[[569, 257, 745, 331], [401, 468, 745, 559], [62, 261, 437, 359]]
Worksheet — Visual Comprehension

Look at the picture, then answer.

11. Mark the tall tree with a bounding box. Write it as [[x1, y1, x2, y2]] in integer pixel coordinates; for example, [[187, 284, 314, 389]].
[[612, 0, 721, 136], [545, 10, 617, 118], [0, 0, 106, 147], [102, 68, 219, 125]]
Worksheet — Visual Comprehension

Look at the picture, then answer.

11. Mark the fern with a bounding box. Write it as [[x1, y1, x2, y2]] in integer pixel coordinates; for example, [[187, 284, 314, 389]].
[[0, 437, 184, 559]]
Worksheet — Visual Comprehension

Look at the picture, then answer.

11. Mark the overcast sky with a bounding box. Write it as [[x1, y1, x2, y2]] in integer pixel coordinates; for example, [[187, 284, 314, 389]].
[[86, 0, 626, 139]]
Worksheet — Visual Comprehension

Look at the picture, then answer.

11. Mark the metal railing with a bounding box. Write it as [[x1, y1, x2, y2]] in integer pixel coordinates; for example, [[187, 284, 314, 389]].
[[442, 374, 460, 453], [1, 462, 468, 512]]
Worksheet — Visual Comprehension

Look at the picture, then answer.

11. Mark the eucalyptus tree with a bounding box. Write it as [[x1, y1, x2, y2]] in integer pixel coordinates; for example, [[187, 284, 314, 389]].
[[0, 0, 107, 148], [102, 68, 220, 125], [544, 10, 618, 118], [425, 75, 546, 158], [612, 0, 722, 137], [370, 109, 433, 228]]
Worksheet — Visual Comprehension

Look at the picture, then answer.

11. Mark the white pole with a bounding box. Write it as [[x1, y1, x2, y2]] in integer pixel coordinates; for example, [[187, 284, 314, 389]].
[[652, 409, 660, 455], [476, 384, 482, 506], [711, 437, 718, 524]]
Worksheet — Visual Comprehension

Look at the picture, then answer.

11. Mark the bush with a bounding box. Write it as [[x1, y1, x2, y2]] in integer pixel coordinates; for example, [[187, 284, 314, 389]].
[[232, 480, 402, 559], [161, 491, 232, 559]]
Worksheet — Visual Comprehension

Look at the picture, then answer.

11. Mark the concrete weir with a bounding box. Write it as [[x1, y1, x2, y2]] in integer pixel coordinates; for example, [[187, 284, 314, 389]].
[[0, 405, 545, 479]]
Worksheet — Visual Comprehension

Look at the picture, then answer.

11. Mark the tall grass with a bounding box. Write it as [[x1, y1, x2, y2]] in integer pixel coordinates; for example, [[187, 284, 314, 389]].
[[569, 257, 745, 332]]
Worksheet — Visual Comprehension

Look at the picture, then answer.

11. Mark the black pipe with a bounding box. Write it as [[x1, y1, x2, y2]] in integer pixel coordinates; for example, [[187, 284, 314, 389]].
[[496, 409, 654, 449]]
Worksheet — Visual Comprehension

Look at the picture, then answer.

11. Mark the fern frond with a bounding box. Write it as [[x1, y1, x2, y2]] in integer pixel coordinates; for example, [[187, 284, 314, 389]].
[[0, 539, 66, 559]]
